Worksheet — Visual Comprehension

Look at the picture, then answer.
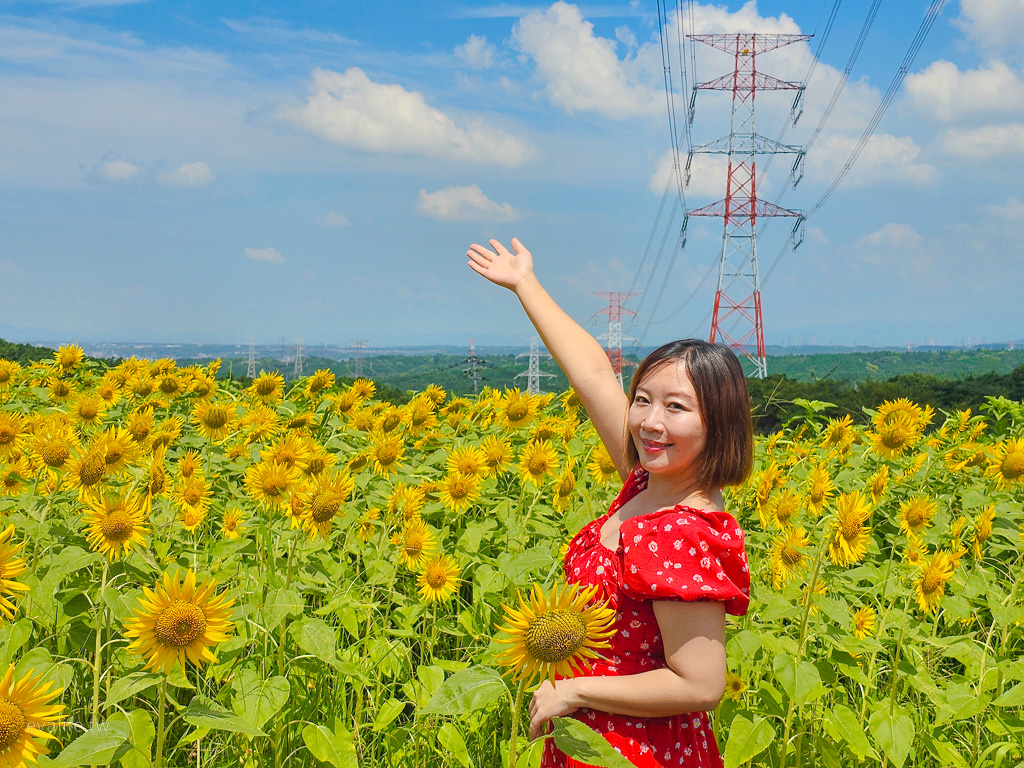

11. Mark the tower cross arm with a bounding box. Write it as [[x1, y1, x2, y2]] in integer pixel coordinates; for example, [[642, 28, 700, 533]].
[[687, 33, 812, 54]]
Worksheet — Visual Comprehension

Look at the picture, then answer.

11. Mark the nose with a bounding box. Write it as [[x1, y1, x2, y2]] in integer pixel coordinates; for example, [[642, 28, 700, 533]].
[[640, 406, 664, 432]]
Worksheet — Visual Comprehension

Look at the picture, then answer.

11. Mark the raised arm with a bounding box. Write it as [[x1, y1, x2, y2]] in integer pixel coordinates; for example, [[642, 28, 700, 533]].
[[467, 238, 631, 480]]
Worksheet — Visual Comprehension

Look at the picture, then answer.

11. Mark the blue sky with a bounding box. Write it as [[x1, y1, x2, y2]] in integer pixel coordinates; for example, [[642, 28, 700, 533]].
[[1, 0, 1022, 350]]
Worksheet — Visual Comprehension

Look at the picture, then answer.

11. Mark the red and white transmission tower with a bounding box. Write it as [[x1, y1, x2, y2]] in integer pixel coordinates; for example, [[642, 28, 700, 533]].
[[595, 292, 639, 388], [684, 33, 810, 378]]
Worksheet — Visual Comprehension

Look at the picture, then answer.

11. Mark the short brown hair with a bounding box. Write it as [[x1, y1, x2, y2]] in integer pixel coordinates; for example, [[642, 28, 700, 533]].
[[624, 339, 753, 489]]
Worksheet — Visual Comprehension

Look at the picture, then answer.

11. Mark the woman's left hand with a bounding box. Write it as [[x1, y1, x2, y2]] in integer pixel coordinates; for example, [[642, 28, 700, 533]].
[[528, 679, 581, 740]]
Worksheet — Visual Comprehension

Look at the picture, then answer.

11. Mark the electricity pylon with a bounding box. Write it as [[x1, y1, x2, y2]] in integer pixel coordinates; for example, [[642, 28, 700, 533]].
[[515, 336, 555, 395], [595, 292, 639, 389]]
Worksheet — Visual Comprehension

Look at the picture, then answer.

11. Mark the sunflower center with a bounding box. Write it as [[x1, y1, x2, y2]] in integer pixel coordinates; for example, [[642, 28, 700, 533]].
[[149, 469, 166, 495], [79, 403, 99, 420], [307, 457, 325, 475], [0, 370, 11, 385], [448, 479, 469, 500], [159, 377, 180, 395], [1001, 451, 1024, 480], [104, 445, 124, 466], [906, 508, 926, 527], [557, 476, 574, 496], [921, 570, 941, 596], [154, 601, 207, 648], [507, 403, 529, 422], [381, 413, 401, 432], [810, 485, 825, 505], [528, 456, 549, 475], [101, 510, 135, 542], [203, 408, 228, 429], [377, 445, 399, 466], [425, 565, 450, 589], [411, 407, 430, 427], [52, 381, 71, 397], [781, 545, 802, 566], [0, 427, 15, 445], [81, 454, 105, 485], [881, 428, 909, 450], [524, 610, 587, 663], [403, 536, 425, 559], [41, 440, 71, 467], [255, 379, 278, 396], [183, 487, 201, 505], [310, 491, 341, 522], [261, 477, 285, 498], [775, 503, 795, 525], [840, 516, 861, 541], [599, 455, 617, 474]]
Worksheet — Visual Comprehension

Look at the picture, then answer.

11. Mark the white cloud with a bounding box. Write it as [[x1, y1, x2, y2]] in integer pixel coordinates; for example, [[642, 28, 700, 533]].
[[277, 67, 533, 167], [158, 161, 214, 187], [455, 34, 495, 70], [244, 247, 284, 264], [942, 123, 1024, 157], [906, 60, 1024, 121], [322, 212, 350, 227], [512, 2, 661, 119], [954, 0, 1024, 54], [987, 196, 1024, 220], [415, 185, 519, 221], [862, 223, 924, 250], [88, 155, 144, 183], [649, 150, 728, 200], [807, 133, 937, 187]]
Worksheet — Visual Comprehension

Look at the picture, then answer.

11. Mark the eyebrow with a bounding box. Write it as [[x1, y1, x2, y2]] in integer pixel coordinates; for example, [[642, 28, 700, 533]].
[[635, 386, 696, 401]]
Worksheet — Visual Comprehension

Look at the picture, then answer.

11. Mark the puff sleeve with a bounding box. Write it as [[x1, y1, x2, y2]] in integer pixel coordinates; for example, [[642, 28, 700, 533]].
[[618, 506, 750, 615]]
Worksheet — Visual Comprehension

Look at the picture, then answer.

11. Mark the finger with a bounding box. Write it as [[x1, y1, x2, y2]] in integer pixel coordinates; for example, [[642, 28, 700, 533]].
[[466, 250, 493, 269], [489, 238, 512, 257], [467, 244, 495, 259], [510, 237, 526, 254], [467, 260, 488, 276]]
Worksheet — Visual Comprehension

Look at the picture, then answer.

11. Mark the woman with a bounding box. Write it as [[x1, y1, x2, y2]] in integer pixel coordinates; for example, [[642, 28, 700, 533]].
[[467, 238, 754, 768]]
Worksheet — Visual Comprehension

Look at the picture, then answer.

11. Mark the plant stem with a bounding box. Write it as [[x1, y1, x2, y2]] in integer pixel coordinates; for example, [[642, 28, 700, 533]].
[[91, 559, 109, 727], [156, 676, 168, 768], [508, 679, 527, 768]]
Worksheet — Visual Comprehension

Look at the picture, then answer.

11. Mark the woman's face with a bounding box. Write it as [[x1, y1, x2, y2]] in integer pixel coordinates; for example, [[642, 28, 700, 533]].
[[627, 360, 706, 479]]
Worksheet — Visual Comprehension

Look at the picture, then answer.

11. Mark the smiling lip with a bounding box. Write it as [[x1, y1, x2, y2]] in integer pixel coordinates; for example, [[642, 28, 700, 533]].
[[641, 439, 673, 452]]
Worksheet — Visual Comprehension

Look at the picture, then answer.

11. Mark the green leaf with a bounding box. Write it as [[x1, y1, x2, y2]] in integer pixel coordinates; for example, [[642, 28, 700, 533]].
[[182, 704, 266, 739], [231, 669, 290, 729], [824, 703, 877, 760], [104, 671, 162, 709], [15, 648, 73, 691], [772, 654, 825, 706], [0, 618, 32, 669], [293, 617, 337, 664], [261, 587, 303, 629], [722, 714, 775, 768], [550, 718, 635, 768], [301, 721, 358, 767], [437, 722, 471, 768], [372, 698, 406, 730], [52, 721, 132, 766], [108, 709, 155, 768], [993, 681, 1024, 708], [868, 705, 915, 768], [420, 665, 508, 716]]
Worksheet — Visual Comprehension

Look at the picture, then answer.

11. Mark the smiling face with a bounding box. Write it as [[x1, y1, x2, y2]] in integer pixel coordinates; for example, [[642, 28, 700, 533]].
[[627, 361, 707, 480]]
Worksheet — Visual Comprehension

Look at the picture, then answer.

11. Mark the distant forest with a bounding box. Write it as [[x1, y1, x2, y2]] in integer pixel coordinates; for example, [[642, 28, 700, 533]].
[[4, 338, 1023, 435]]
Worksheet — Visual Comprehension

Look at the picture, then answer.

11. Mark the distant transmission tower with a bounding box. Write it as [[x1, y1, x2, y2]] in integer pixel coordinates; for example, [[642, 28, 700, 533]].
[[684, 33, 810, 379], [350, 340, 367, 377], [515, 336, 555, 395], [595, 292, 639, 389], [246, 340, 256, 378], [462, 339, 485, 396], [293, 341, 304, 377]]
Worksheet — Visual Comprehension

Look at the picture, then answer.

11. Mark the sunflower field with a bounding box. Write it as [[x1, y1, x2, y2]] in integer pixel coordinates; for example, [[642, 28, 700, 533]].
[[0, 346, 1022, 768]]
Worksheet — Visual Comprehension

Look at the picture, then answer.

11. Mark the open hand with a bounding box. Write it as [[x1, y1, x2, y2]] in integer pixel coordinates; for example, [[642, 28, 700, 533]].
[[528, 679, 580, 740], [466, 238, 534, 292]]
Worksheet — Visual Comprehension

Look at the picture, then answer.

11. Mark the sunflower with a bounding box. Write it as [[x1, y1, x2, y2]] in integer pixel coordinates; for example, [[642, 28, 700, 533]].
[[986, 437, 1024, 488], [754, 462, 785, 512], [551, 464, 577, 512], [371, 434, 405, 477], [377, 406, 403, 434], [260, 433, 311, 471], [177, 450, 203, 479], [189, 371, 217, 399], [480, 435, 513, 478], [70, 393, 105, 429], [585, 443, 618, 485], [350, 379, 376, 402], [53, 343, 84, 372], [248, 371, 285, 402], [914, 550, 956, 614], [0, 663, 66, 766], [416, 555, 460, 603], [66, 448, 107, 498], [446, 446, 487, 479], [868, 465, 889, 503], [561, 389, 582, 414], [143, 450, 169, 506], [300, 471, 354, 540], [333, 390, 360, 416], [386, 483, 424, 525], [192, 401, 236, 441], [765, 488, 801, 530], [155, 373, 183, 398], [84, 492, 149, 561], [301, 442, 336, 478], [972, 504, 996, 559], [900, 453, 928, 480], [0, 525, 29, 620], [304, 369, 335, 399], [852, 605, 876, 639], [29, 420, 78, 473], [828, 492, 872, 566], [356, 508, 380, 543], [724, 671, 744, 702], [47, 377, 74, 404], [245, 461, 300, 510], [126, 373, 156, 399], [869, 413, 920, 459], [0, 360, 21, 389], [221, 509, 245, 540], [391, 519, 436, 570], [404, 396, 438, 435], [532, 418, 564, 442], [821, 414, 855, 452], [897, 496, 937, 537], [438, 473, 481, 513], [173, 475, 214, 518], [498, 389, 535, 430], [423, 384, 446, 406], [346, 451, 370, 473], [179, 506, 207, 534], [519, 440, 559, 487], [285, 412, 315, 431], [0, 413, 25, 459], [494, 581, 616, 684], [770, 527, 808, 589], [149, 358, 176, 377], [349, 408, 376, 433], [150, 417, 184, 452], [125, 409, 155, 445], [96, 428, 142, 475], [124, 569, 235, 674], [874, 399, 933, 433], [806, 463, 833, 515]]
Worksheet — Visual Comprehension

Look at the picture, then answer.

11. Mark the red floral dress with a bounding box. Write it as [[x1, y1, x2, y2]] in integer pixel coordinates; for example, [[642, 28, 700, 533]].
[[542, 467, 750, 768]]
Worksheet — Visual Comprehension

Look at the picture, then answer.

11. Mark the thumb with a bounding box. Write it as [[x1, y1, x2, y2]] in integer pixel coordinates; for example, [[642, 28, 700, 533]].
[[510, 237, 526, 255]]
